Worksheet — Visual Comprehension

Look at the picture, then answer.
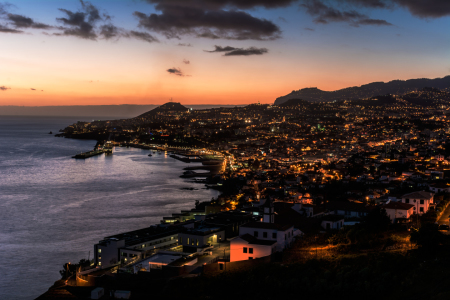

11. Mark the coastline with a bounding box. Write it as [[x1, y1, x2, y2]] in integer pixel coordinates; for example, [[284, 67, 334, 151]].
[[0, 116, 222, 300]]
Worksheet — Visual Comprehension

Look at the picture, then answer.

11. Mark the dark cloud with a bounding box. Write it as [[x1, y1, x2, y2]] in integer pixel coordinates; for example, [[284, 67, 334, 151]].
[[393, 0, 450, 18], [304, 27, 315, 31], [30, 88, 36, 91], [167, 68, 184, 76], [206, 45, 268, 56], [134, 1, 282, 40], [178, 43, 192, 47], [0, 24, 22, 33], [53, 1, 158, 43], [126, 30, 159, 43], [7, 14, 52, 29], [56, 7, 99, 39], [354, 18, 392, 26], [143, 0, 298, 10], [332, 0, 450, 18], [0, 86, 10, 91], [99, 24, 119, 39], [224, 47, 268, 56], [301, 0, 392, 26], [0, 3, 13, 15], [206, 45, 239, 52], [339, 0, 388, 8], [0, 4, 33, 33], [183, 59, 190, 64]]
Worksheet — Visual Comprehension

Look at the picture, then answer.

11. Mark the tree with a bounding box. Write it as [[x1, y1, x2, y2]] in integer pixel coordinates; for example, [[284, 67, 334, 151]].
[[410, 223, 447, 254], [361, 207, 391, 233]]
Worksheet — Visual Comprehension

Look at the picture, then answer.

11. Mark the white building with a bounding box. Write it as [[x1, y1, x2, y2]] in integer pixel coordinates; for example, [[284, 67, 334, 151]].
[[382, 201, 414, 222], [230, 234, 276, 262], [401, 191, 434, 215], [231, 199, 297, 262]]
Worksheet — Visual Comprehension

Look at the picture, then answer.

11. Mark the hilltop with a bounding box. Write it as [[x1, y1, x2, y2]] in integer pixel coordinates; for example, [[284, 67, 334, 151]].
[[135, 102, 188, 119], [274, 75, 450, 105]]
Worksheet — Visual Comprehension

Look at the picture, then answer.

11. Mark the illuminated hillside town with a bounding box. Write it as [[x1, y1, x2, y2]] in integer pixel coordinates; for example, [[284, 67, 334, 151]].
[[37, 86, 450, 299]]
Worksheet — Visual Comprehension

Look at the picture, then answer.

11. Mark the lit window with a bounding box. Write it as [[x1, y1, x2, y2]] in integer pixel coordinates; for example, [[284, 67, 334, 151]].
[[98, 262, 101, 266], [98, 249, 101, 253], [187, 238, 190, 245]]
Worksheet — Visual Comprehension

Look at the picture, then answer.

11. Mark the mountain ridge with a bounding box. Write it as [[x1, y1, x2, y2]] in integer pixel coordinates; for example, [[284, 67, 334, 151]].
[[274, 75, 450, 105]]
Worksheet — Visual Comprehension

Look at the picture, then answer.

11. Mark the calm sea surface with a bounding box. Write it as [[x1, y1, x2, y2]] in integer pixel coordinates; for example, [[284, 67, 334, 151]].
[[0, 116, 220, 300]]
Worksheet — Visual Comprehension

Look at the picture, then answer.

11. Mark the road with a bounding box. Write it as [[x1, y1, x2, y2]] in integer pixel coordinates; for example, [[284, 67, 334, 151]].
[[437, 203, 450, 225]]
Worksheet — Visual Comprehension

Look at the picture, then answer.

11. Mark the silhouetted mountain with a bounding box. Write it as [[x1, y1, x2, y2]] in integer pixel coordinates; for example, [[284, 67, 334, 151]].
[[136, 102, 188, 119], [275, 75, 450, 105], [278, 99, 312, 107]]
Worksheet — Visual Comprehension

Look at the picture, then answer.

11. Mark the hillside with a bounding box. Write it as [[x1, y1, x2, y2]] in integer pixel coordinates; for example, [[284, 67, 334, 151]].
[[275, 75, 450, 105]]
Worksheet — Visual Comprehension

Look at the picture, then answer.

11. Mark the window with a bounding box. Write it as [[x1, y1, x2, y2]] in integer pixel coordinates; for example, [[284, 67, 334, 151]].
[[249, 257, 253, 260], [179, 237, 182, 244], [263, 232, 267, 238], [122, 253, 128, 257], [420, 207, 424, 212], [196, 239, 199, 246], [420, 200, 424, 204], [272, 232, 277, 239], [219, 264, 224, 270], [285, 234, 287, 240], [413, 199, 416, 203], [405, 199, 409, 203], [98, 262, 101, 266], [249, 248, 253, 254], [98, 249, 101, 253], [254, 231, 259, 237], [187, 238, 189, 245], [243, 247, 248, 253]]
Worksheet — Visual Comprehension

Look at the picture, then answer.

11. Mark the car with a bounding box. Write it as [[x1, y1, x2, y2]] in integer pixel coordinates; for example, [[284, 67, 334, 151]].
[[438, 224, 449, 231]]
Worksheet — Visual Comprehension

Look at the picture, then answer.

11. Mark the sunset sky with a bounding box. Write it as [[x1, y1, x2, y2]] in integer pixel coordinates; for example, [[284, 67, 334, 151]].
[[0, 0, 449, 106]]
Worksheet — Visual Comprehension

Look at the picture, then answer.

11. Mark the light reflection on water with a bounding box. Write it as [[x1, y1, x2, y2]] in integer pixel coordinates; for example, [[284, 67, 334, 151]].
[[0, 116, 219, 300]]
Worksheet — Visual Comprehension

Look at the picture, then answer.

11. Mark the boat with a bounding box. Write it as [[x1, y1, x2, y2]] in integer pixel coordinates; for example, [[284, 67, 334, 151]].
[[148, 154, 152, 157], [48, 131, 52, 134], [72, 149, 104, 159]]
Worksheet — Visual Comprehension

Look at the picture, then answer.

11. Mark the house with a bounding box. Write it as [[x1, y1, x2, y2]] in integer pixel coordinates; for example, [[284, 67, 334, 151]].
[[429, 183, 450, 194], [230, 234, 277, 262], [401, 191, 434, 215], [326, 201, 371, 218], [321, 215, 345, 230], [233, 198, 297, 262], [382, 201, 415, 223]]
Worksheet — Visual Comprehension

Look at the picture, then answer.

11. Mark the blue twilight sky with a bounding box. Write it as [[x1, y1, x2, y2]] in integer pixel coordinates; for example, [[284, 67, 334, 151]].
[[0, 0, 449, 105]]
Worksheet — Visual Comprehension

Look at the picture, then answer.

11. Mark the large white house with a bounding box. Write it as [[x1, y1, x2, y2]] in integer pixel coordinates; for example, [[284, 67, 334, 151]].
[[230, 199, 297, 262], [401, 191, 434, 215]]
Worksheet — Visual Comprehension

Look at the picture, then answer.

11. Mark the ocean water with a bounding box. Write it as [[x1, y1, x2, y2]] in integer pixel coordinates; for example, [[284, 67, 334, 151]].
[[0, 116, 220, 300]]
